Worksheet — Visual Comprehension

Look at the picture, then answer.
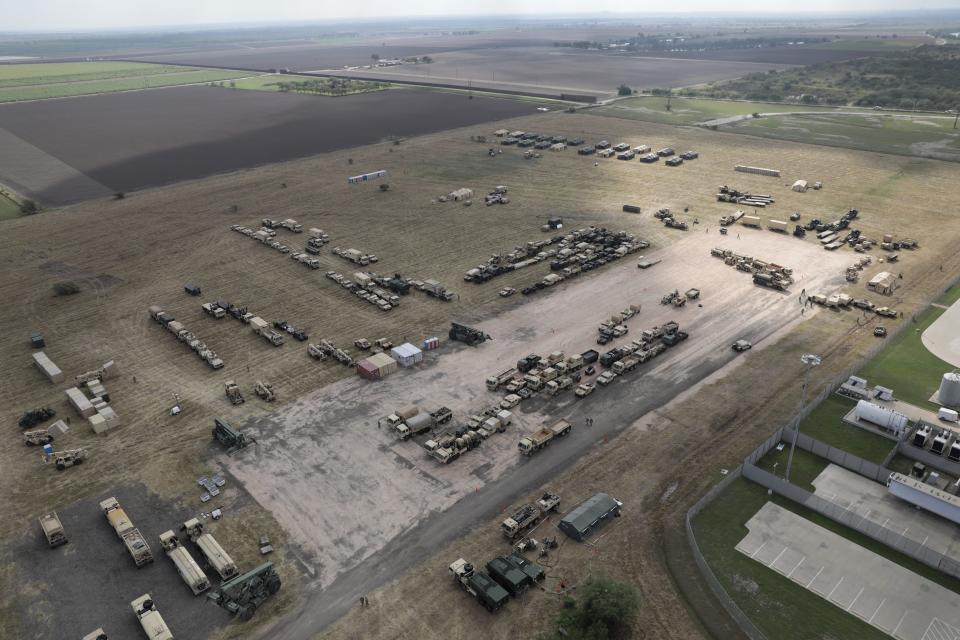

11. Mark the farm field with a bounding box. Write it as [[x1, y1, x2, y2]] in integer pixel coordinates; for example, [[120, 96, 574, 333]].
[[0, 85, 538, 205], [1, 110, 959, 640], [0, 193, 20, 220], [0, 60, 250, 102], [320, 47, 792, 97], [590, 97, 960, 161]]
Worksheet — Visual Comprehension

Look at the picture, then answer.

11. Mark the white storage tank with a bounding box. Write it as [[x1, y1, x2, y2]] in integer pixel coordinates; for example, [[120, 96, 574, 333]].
[[939, 372, 960, 407], [855, 400, 908, 435]]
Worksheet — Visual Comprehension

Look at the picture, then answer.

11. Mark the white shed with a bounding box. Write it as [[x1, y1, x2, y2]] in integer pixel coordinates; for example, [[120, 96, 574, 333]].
[[390, 343, 423, 368], [868, 271, 898, 295], [792, 180, 808, 192]]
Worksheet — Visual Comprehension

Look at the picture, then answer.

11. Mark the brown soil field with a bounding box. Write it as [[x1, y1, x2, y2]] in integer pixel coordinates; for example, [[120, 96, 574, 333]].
[[330, 47, 790, 96], [1, 110, 958, 640], [0, 85, 537, 204]]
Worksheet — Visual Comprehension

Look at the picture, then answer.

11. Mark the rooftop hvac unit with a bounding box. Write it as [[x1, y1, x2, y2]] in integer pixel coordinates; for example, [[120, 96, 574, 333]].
[[913, 425, 932, 448], [847, 376, 867, 388], [931, 432, 950, 455], [939, 372, 960, 407], [873, 386, 894, 401], [949, 441, 960, 462]]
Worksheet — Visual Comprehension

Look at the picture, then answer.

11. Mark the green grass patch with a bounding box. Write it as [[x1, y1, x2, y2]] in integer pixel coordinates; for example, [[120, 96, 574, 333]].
[[887, 454, 918, 475], [937, 284, 960, 307], [857, 304, 952, 409], [0, 61, 197, 87], [588, 96, 842, 126], [755, 445, 828, 492], [0, 193, 21, 221], [0, 62, 251, 102], [694, 476, 960, 640], [795, 395, 897, 464], [729, 112, 960, 162]]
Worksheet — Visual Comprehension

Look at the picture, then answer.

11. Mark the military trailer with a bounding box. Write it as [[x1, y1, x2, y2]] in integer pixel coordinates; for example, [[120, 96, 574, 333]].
[[450, 558, 510, 612], [181, 518, 238, 580], [39, 512, 68, 547], [159, 530, 210, 595], [506, 554, 545, 583], [82, 629, 108, 640], [212, 417, 256, 454], [130, 594, 173, 640]]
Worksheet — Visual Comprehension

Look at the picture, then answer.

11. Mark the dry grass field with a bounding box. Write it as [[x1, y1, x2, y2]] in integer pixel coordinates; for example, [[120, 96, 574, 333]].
[[1, 110, 959, 639]]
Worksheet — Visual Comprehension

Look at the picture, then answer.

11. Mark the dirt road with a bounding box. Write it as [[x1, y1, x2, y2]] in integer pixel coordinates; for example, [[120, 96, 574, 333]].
[[239, 228, 850, 639]]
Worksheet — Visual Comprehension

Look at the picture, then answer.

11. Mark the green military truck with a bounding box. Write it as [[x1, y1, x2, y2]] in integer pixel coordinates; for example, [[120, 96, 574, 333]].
[[449, 558, 509, 612]]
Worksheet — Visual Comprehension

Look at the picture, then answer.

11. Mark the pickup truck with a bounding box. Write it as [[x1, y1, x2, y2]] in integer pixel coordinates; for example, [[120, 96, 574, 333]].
[[574, 383, 595, 398], [597, 371, 617, 386]]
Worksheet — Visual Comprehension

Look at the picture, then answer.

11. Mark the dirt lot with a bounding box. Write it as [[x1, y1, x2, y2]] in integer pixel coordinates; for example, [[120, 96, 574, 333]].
[[335, 47, 789, 96], [0, 85, 536, 203], [0, 111, 958, 640]]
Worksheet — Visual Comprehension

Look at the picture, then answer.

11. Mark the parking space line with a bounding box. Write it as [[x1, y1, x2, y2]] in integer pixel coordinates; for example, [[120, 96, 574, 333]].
[[770, 547, 788, 567], [827, 576, 845, 599], [806, 566, 824, 588], [847, 587, 865, 611], [892, 610, 909, 637], [868, 599, 886, 623], [750, 541, 767, 558], [788, 556, 805, 578], [882, 517, 890, 528]]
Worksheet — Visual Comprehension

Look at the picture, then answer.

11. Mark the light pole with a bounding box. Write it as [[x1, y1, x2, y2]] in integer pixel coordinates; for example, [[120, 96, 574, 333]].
[[785, 353, 821, 483]]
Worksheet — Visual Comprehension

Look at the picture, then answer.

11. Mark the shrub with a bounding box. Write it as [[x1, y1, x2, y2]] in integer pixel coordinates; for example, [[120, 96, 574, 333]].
[[19, 199, 39, 215], [617, 84, 633, 96], [542, 575, 640, 640], [53, 281, 80, 296], [113, 192, 125, 200]]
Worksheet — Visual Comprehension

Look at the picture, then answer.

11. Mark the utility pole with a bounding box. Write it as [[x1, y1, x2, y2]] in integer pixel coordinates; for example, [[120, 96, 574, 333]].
[[785, 353, 821, 483], [954, 109, 959, 129]]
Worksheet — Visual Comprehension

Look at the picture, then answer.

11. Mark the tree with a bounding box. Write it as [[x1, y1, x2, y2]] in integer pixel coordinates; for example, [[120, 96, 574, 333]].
[[543, 575, 640, 640], [371, 53, 380, 61], [19, 199, 39, 215], [113, 192, 125, 200], [617, 84, 633, 96]]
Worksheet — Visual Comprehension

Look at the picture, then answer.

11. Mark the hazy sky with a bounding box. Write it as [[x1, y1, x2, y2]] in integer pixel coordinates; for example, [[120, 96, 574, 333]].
[[2, 0, 959, 32]]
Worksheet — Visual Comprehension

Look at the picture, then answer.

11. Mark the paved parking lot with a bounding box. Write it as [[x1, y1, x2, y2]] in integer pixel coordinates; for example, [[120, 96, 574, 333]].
[[812, 464, 960, 563], [738, 502, 960, 640]]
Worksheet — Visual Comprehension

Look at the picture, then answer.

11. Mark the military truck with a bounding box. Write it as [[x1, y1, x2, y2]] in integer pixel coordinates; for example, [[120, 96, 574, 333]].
[[253, 380, 275, 402], [130, 595, 173, 640], [394, 407, 453, 440], [449, 558, 510, 612], [545, 376, 574, 396], [160, 530, 210, 595], [39, 512, 67, 547], [23, 429, 54, 446], [224, 380, 245, 405], [486, 369, 517, 391], [212, 417, 256, 454], [501, 493, 561, 539], [182, 518, 238, 580], [208, 563, 281, 620], [612, 356, 640, 375], [52, 448, 88, 471], [100, 497, 153, 567], [424, 430, 481, 463], [518, 420, 572, 456]]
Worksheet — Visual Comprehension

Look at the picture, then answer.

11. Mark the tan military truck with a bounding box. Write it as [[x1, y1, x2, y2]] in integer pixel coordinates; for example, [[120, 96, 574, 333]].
[[39, 512, 67, 547], [131, 594, 173, 640]]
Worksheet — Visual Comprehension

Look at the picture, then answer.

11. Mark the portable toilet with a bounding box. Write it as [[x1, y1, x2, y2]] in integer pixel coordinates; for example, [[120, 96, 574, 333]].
[[42, 444, 54, 457]]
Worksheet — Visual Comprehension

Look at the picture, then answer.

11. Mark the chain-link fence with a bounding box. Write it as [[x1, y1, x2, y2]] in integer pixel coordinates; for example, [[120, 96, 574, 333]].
[[685, 467, 768, 640], [684, 279, 960, 638]]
